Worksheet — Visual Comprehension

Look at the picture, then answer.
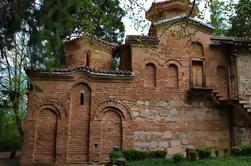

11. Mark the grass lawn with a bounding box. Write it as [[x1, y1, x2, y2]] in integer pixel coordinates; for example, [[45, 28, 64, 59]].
[[127, 156, 251, 166]]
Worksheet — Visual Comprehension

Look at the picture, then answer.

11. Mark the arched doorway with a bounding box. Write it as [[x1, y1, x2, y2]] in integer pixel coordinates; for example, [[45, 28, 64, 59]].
[[101, 110, 122, 161], [34, 108, 57, 163]]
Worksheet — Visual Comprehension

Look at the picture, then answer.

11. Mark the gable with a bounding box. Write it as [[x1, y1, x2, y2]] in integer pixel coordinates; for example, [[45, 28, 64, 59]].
[[154, 16, 214, 35]]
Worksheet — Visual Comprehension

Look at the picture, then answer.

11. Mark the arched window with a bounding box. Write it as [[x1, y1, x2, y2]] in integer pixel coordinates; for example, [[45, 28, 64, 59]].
[[86, 51, 90, 67], [186, 42, 204, 58], [144, 63, 156, 87], [168, 64, 179, 88], [80, 91, 84, 105]]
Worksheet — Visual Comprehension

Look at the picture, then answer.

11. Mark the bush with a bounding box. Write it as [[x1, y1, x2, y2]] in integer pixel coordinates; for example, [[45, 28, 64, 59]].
[[187, 151, 197, 161], [148, 150, 167, 159], [0, 135, 22, 152], [121, 149, 167, 161], [231, 144, 251, 156], [196, 148, 212, 159], [122, 149, 147, 161], [215, 149, 219, 158], [224, 148, 229, 156], [173, 153, 184, 163], [110, 149, 123, 163]]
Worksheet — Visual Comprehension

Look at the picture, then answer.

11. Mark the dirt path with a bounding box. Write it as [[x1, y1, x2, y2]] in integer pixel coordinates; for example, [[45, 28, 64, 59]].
[[0, 152, 21, 166]]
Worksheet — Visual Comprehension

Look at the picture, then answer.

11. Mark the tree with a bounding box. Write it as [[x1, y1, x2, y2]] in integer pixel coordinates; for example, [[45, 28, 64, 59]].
[[210, 0, 229, 36], [0, 32, 28, 138], [228, 0, 251, 38], [0, 0, 125, 66]]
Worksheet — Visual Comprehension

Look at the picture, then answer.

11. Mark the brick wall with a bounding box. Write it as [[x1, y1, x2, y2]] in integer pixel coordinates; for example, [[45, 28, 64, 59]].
[[22, 27, 246, 165]]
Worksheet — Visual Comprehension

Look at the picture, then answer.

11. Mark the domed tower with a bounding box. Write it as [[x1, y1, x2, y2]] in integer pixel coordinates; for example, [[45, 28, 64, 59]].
[[146, 0, 198, 36]]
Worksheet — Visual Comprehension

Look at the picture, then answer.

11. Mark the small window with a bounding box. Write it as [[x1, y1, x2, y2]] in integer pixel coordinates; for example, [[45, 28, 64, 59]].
[[86, 51, 90, 67], [80, 93, 84, 105]]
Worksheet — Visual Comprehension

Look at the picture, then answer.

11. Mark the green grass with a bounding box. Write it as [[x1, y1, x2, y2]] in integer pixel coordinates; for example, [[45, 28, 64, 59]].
[[127, 156, 251, 166]]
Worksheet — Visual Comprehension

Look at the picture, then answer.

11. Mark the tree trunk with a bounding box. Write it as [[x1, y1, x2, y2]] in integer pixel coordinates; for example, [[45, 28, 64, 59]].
[[12, 95, 24, 137], [13, 106, 24, 137]]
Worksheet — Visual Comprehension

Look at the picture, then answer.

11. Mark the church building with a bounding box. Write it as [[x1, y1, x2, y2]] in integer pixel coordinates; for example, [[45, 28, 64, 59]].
[[22, 0, 251, 165]]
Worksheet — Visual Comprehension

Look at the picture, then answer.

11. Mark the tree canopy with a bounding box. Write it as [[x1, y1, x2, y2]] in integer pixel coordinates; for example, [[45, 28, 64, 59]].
[[0, 0, 125, 66], [228, 0, 251, 38]]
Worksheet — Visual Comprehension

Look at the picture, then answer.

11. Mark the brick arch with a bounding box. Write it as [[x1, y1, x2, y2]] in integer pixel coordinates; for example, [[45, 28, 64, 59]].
[[144, 63, 157, 87], [165, 59, 182, 68], [143, 57, 164, 67], [186, 41, 204, 57], [71, 77, 91, 90], [92, 100, 132, 121], [167, 64, 179, 88], [30, 99, 67, 120], [34, 107, 57, 162]]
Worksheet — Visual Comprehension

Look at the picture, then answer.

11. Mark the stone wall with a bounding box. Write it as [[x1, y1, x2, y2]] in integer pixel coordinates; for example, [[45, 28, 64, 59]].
[[234, 49, 251, 145], [131, 97, 229, 155], [237, 50, 251, 102]]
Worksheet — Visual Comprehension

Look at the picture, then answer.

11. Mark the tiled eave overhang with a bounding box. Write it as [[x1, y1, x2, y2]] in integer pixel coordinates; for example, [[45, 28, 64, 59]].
[[25, 66, 134, 81], [210, 36, 251, 46], [64, 34, 119, 51]]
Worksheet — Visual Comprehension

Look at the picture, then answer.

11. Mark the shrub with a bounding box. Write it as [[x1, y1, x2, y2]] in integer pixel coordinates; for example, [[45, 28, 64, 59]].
[[231, 144, 251, 156], [189, 151, 197, 161], [0, 135, 22, 152], [196, 148, 212, 159], [173, 153, 185, 163], [122, 149, 147, 161], [148, 150, 167, 159], [224, 148, 229, 156], [215, 149, 219, 158], [121, 149, 167, 161], [110, 149, 123, 163]]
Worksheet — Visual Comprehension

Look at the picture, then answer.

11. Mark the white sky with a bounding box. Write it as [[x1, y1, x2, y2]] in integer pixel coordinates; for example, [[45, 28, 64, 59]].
[[121, 0, 158, 36]]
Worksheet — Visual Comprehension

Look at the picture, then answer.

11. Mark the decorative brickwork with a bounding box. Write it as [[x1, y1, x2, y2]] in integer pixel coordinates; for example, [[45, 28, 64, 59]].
[[22, 1, 251, 165]]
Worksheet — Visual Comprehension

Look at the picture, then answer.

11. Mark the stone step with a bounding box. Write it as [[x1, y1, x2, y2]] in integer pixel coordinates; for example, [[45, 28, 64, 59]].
[[247, 109, 251, 113], [219, 97, 227, 101], [212, 90, 220, 93], [215, 93, 222, 97], [239, 100, 248, 104], [243, 104, 251, 109]]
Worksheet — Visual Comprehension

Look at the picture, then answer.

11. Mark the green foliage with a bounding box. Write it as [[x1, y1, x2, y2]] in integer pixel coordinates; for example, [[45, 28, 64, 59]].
[[0, 135, 22, 152], [0, 108, 23, 151], [148, 150, 167, 159], [210, 0, 229, 36], [215, 149, 219, 158], [122, 149, 148, 161], [196, 147, 212, 159], [231, 144, 251, 156], [111, 149, 167, 161], [228, 0, 251, 37], [110, 149, 123, 163], [1, 0, 125, 66], [127, 157, 251, 166], [187, 150, 197, 161], [173, 153, 185, 163]]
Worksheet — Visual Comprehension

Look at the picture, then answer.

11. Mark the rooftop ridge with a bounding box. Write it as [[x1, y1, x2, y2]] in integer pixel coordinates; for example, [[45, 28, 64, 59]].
[[25, 66, 134, 77], [64, 34, 118, 50]]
